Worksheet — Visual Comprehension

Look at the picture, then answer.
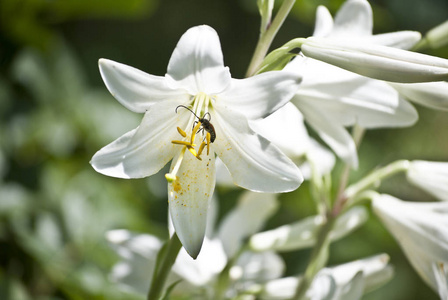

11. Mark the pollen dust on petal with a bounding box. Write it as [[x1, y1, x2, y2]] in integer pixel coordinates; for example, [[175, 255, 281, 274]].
[[173, 180, 182, 193]]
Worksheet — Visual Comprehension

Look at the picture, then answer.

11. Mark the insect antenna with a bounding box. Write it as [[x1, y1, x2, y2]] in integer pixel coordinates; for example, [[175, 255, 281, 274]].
[[175, 105, 201, 119]]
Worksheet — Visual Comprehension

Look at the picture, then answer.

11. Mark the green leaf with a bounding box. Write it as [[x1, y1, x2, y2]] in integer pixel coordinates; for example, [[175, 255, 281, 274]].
[[159, 280, 182, 300]]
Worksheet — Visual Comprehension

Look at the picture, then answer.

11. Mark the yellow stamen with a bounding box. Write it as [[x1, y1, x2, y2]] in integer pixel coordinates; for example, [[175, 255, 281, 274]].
[[197, 141, 206, 160], [177, 127, 187, 137], [206, 132, 211, 155], [172, 140, 195, 147], [165, 147, 186, 182], [187, 145, 198, 157], [191, 121, 202, 144]]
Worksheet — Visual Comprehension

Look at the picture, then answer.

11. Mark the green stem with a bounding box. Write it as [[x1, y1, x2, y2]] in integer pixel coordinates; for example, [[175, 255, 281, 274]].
[[246, 0, 297, 77], [333, 125, 365, 217], [291, 125, 366, 300], [214, 245, 247, 300], [147, 233, 182, 300], [344, 160, 410, 200], [292, 216, 335, 299]]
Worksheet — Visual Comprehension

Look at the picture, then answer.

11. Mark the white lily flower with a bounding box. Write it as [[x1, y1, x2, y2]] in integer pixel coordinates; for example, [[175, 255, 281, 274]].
[[262, 254, 393, 300], [284, 0, 418, 167], [372, 194, 448, 299], [406, 160, 448, 202], [106, 191, 284, 297], [91, 25, 303, 258]]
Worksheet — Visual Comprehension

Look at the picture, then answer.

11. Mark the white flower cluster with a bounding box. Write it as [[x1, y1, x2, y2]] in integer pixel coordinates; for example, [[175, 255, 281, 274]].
[[91, 0, 448, 298]]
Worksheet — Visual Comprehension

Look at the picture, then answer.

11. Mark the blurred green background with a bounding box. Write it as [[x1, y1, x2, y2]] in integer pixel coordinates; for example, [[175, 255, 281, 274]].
[[0, 0, 447, 299]]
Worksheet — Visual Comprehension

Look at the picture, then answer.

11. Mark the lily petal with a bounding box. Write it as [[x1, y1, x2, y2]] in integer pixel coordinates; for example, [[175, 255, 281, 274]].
[[301, 139, 336, 179], [332, 0, 373, 37], [99, 59, 190, 113], [249, 103, 311, 158], [217, 191, 278, 257], [212, 105, 303, 193], [173, 237, 227, 286], [313, 6, 334, 37], [372, 194, 448, 294], [166, 25, 231, 95], [106, 230, 165, 295], [293, 95, 358, 168], [366, 31, 421, 49], [301, 37, 448, 83], [91, 100, 188, 178], [168, 143, 216, 259], [262, 254, 392, 300], [234, 251, 285, 283], [407, 160, 448, 201], [389, 81, 448, 111], [219, 71, 302, 120], [250, 207, 368, 252]]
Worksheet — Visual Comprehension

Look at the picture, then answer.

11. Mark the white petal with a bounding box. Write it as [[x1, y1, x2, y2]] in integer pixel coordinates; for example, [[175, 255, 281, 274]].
[[290, 57, 414, 129], [366, 31, 422, 49], [313, 6, 334, 37], [302, 93, 418, 129], [99, 59, 189, 113], [286, 56, 360, 87], [168, 144, 216, 259], [217, 191, 278, 257], [173, 237, 227, 286], [219, 70, 302, 120], [215, 157, 235, 188], [249, 103, 311, 158], [332, 0, 373, 37], [400, 242, 443, 293], [250, 207, 367, 252], [426, 20, 448, 49], [301, 139, 336, 179], [434, 262, 448, 300], [212, 105, 303, 193], [235, 251, 285, 283], [301, 37, 448, 83], [263, 277, 298, 299], [91, 100, 189, 178], [390, 81, 448, 111], [166, 25, 231, 94], [407, 160, 448, 201], [372, 194, 448, 276], [294, 95, 358, 168], [106, 230, 165, 295]]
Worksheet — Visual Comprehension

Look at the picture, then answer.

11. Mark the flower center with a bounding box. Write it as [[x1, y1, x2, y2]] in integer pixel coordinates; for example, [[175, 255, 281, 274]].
[[165, 92, 214, 183]]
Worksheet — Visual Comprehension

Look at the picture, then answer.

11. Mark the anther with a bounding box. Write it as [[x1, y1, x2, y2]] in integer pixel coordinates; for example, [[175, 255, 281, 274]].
[[191, 121, 202, 144], [197, 141, 207, 160], [172, 140, 196, 147], [206, 132, 211, 155], [177, 127, 187, 137]]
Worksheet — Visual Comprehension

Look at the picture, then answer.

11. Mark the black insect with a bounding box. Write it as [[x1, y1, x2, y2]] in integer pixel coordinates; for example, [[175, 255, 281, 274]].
[[175, 105, 216, 143]]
